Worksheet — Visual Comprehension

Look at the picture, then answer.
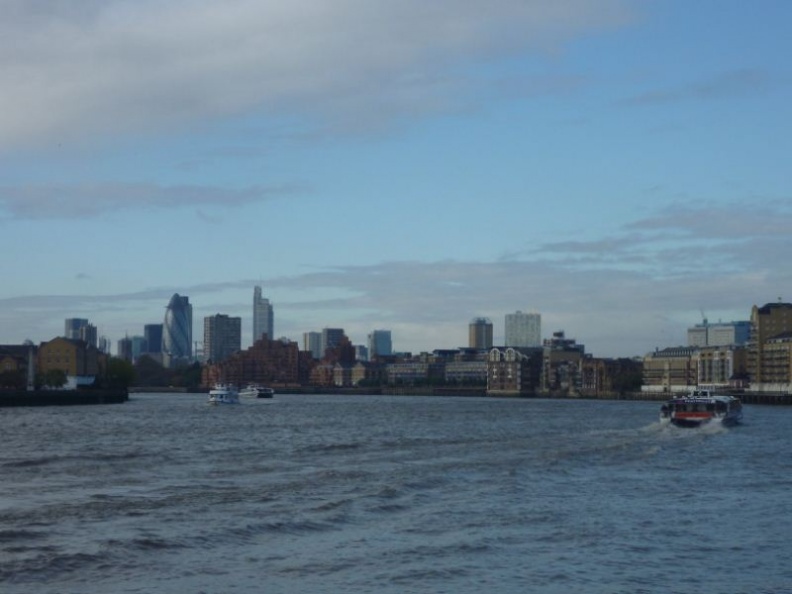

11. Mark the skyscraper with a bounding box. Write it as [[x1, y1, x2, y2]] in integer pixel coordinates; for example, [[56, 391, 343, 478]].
[[64, 318, 88, 339], [253, 286, 274, 344], [321, 328, 345, 359], [469, 318, 493, 350], [204, 314, 242, 363], [144, 323, 163, 354], [117, 336, 133, 362], [64, 319, 98, 348], [130, 336, 147, 361], [687, 319, 751, 347], [505, 311, 542, 347], [97, 336, 111, 355], [303, 331, 322, 359], [163, 293, 192, 367], [368, 330, 393, 359]]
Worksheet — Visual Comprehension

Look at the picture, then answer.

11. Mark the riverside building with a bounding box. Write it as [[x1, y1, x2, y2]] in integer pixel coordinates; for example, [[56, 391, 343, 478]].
[[747, 301, 792, 391], [542, 331, 586, 393], [486, 347, 543, 396]]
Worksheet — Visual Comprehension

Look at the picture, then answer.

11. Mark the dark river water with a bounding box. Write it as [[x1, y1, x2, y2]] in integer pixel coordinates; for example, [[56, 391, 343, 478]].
[[1, 394, 790, 594]]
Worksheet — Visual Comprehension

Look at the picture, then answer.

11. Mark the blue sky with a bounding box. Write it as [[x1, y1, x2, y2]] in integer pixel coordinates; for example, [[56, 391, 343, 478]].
[[1, 0, 790, 357]]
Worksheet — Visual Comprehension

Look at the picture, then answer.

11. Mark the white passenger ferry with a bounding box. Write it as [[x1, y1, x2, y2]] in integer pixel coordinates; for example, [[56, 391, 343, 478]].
[[238, 384, 275, 399], [660, 388, 742, 427], [208, 384, 240, 405]]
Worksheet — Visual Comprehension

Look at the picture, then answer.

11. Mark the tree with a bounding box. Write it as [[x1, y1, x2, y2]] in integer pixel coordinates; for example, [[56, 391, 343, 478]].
[[179, 362, 203, 389], [610, 361, 644, 394], [134, 355, 169, 387], [166, 361, 203, 389], [41, 369, 67, 389], [0, 369, 25, 389], [103, 357, 136, 389]]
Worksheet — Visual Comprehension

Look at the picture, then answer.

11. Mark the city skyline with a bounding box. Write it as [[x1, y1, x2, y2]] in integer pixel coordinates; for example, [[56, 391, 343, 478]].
[[1, 2, 791, 357], [29, 295, 763, 362]]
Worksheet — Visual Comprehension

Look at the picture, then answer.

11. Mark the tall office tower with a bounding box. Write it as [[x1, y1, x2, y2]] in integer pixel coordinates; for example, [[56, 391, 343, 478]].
[[117, 336, 133, 362], [368, 330, 393, 359], [253, 286, 274, 344], [355, 345, 369, 361], [303, 331, 322, 359], [65, 318, 98, 347], [204, 314, 242, 363], [505, 311, 542, 347], [748, 301, 792, 385], [321, 328, 345, 359], [687, 319, 751, 347], [97, 336, 111, 354], [163, 293, 192, 367], [64, 318, 89, 340], [130, 336, 148, 361], [469, 317, 493, 349], [144, 324, 164, 354], [79, 323, 98, 347]]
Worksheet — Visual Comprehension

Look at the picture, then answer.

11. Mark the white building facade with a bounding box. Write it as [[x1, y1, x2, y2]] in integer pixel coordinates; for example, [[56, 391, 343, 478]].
[[505, 311, 541, 348]]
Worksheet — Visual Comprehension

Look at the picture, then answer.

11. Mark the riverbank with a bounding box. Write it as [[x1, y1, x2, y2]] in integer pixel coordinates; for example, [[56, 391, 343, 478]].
[[0, 389, 128, 407], [580, 390, 792, 405], [131, 386, 792, 404]]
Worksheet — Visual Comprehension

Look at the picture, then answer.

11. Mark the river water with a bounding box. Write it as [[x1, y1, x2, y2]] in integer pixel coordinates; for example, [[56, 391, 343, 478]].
[[1, 394, 790, 594]]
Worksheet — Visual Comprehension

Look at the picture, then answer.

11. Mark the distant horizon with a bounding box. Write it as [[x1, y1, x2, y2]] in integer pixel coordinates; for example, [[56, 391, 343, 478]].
[[6, 292, 769, 362]]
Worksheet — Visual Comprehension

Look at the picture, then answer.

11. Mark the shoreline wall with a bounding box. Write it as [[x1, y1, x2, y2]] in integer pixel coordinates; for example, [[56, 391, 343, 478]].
[[0, 389, 128, 407]]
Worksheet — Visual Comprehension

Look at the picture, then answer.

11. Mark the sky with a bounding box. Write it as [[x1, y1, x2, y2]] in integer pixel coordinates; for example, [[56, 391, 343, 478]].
[[1, 0, 791, 358]]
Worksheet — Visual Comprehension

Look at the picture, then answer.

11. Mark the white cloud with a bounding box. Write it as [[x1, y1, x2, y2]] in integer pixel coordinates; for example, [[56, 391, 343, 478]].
[[0, 0, 637, 150], [619, 68, 775, 107], [3, 197, 784, 358], [0, 182, 301, 219]]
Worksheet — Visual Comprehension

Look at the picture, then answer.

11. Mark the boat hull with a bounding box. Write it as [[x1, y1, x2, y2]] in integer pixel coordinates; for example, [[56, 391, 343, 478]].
[[667, 412, 742, 428], [239, 385, 275, 399], [208, 396, 239, 405]]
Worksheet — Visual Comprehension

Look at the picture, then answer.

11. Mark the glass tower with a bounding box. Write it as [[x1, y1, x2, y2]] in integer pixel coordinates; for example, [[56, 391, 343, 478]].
[[253, 286, 274, 344], [144, 323, 163, 354], [368, 330, 393, 358], [163, 293, 192, 366]]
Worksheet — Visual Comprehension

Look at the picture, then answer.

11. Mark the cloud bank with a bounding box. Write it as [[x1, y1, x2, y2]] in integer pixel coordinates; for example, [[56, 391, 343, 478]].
[[0, 182, 301, 219], [0, 0, 636, 150], [2, 201, 786, 357]]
